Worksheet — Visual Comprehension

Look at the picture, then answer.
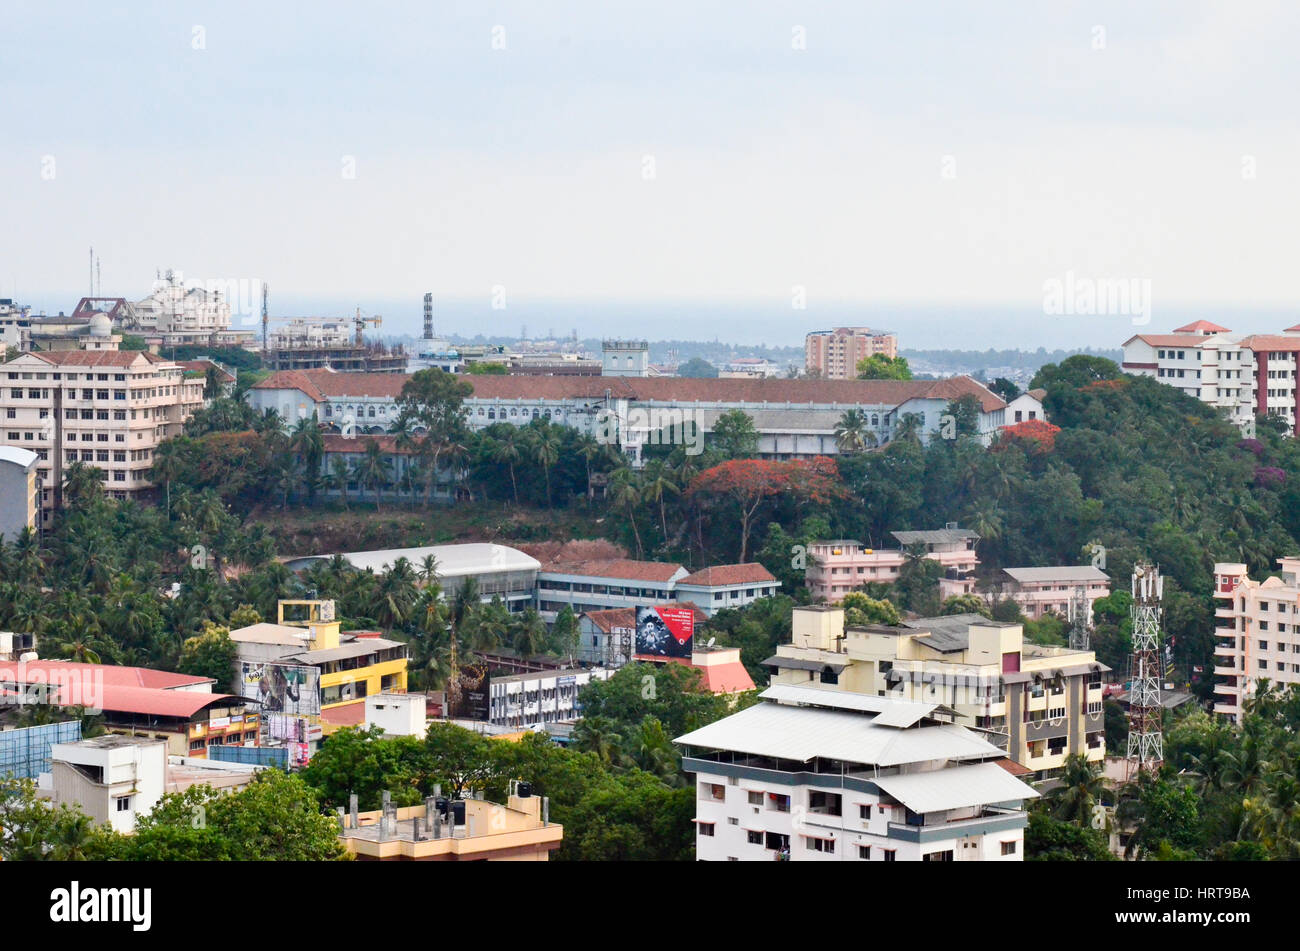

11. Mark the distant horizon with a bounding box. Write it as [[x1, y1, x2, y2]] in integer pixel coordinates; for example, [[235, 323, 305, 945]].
[[8, 287, 1296, 352]]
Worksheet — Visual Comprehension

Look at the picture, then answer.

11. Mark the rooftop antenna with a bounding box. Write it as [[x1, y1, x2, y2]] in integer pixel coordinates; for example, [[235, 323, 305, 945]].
[[89, 246, 94, 296], [261, 282, 269, 352], [1125, 563, 1164, 780], [95, 255, 101, 297]]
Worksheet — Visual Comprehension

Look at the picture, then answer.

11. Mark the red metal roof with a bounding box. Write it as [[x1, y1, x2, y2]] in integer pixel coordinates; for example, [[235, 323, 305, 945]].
[[321, 701, 367, 726], [0, 660, 213, 690], [59, 684, 240, 719], [641, 654, 756, 694]]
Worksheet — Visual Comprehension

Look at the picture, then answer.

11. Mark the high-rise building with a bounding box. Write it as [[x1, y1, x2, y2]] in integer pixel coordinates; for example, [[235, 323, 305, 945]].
[[805, 327, 899, 379], [0, 349, 205, 521], [1212, 558, 1300, 723]]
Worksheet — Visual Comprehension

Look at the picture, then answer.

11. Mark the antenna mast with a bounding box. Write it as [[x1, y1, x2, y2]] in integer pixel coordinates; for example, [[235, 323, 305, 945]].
[[1069, 585, 1091, 651], [1125, 563, 1164, 779], [423, 292, 433, 340], [261, 282, 269, 352]]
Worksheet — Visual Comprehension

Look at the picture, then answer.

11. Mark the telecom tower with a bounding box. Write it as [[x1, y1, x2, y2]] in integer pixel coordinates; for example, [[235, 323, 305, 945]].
[[1068, 585, 1091, 651], [1125, 563, 1164, 778], [423, 292, 434, 340]]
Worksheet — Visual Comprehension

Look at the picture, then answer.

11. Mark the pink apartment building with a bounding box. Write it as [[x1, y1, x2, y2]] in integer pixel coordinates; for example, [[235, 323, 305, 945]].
[[1212, 558, 1300, 723], [806, 527, 980, 602], [804, 327, 899, 380], [998, 566, 1111, 620]]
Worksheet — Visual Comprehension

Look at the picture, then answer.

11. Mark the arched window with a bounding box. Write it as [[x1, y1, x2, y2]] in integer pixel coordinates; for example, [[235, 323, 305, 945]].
[[871, 414, 879, 426], [488, 408, 496, 420]]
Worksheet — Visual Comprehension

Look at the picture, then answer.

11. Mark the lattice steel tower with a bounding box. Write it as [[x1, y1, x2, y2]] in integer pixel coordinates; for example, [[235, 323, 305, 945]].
[[1068, 585, 1091, 651], [1125, 563, 1164, 777]]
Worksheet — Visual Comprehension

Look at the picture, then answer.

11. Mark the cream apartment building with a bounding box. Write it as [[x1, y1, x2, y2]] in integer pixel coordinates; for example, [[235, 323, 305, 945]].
[[764, 607, 1107, 779], [806, 527, 981, 602], [1212, 558, 1300, 723], [805, 327, 899, 379], [0, 348, 204, 518]]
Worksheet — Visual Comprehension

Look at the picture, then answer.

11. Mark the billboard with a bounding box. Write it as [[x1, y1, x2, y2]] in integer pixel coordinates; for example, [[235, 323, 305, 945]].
[[635, 606, 695, 658], [240, 662, 321, 716]]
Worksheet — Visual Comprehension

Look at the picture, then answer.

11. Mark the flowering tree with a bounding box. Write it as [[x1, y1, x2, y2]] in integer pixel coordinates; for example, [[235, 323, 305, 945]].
[[686, 457, 843, 561], [997, 419, 1062, 453]]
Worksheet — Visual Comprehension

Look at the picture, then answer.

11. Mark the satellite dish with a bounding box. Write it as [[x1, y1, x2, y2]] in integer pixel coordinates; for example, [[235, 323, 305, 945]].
[[706, 637, 716, 648]]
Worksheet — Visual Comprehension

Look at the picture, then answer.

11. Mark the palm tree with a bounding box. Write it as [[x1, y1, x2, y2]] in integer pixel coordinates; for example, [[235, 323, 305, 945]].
[[895, 412, 925, 443], [353, 440, 391, 511], [607, 466, 645, 558], [289, 413, 325, 501], [527, 423, 563, 507], [641, 458, 680, 545], [150, 439, 186, 520], [327, 456, 351, 509], [1046, 753, 1109, 826], [489, 428, 523, 504], [571, 715, 624, 766], [509, 607, 549, 657], [833, 409, 876, 453]]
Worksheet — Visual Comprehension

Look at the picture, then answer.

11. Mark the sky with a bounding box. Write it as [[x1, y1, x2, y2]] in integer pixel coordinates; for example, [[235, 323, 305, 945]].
[[2, 1, 1297, 348]]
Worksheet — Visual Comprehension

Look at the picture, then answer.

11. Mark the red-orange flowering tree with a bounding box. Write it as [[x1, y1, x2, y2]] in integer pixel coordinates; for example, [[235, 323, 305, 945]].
[[686, 457, 844, 561]]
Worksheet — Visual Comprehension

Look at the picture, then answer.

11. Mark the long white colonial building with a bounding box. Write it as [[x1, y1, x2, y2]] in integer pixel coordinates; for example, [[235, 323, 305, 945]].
[[1122, 320, 1300, 434], [675, 684, 1039, 862], [247, 370, 1035, 463]]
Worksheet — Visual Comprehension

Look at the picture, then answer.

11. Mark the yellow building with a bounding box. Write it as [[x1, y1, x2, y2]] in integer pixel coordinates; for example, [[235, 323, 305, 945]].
[[229, 599, 409, 733], [340, 790, 562, 861], [765, 607, 1108, 780]]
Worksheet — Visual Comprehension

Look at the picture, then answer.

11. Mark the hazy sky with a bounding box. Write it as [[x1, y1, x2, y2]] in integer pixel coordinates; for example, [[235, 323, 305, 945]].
[[2, 1, 1297, 346]]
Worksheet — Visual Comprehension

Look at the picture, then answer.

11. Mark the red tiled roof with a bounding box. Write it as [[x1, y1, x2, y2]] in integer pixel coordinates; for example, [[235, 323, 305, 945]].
[[322, 434, 409, 454], [582, 602, 708, 632], [1241, 335, 1300, 352], [1124, 334, 1206, 347], [1173, 320, 1231, 333], [27, 350, 166, 367], [253, 370, 1005, 412], [994, 758, 1034, 777], [678, 563, 777, 587], [1285, 324, 1300, 333], [178, 360, 236, 382], [0, 660, 213, 690], [541, 558, 686, 583]]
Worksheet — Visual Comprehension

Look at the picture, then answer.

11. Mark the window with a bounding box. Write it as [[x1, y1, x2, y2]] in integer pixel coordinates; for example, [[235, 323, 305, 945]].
[[747, 791, 763, 806], [805, 836, 835, 853], [747, 830, 763, 845], [923, 850, 954, 862], [115, 796, 132, 812], [881, 850, 896, 862], [857, 845, 871, 859], [698, 823, 715, 837], [1001, 840, 1017, 856]]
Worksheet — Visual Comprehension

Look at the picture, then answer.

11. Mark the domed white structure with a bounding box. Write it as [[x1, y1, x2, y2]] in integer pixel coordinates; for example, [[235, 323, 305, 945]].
[[88, 312, 113, 337]]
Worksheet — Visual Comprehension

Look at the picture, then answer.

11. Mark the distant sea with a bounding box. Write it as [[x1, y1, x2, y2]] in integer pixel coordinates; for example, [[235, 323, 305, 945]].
[[21, 291, 1297, 351], [261, 298, 1298, 352]]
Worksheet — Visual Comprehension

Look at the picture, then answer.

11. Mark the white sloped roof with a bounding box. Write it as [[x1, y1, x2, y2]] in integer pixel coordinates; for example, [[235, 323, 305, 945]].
[[0, 446, 38, 468], [871, 761, 1040, 812], [759, 683, 944, 727], [1003, 565, 1109, 583], [674, 701, 1002, 768]]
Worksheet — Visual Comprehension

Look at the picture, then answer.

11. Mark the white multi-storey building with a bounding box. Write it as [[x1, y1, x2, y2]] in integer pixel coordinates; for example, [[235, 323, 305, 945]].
[[247, 370, 1034, 463], [1122, 320, 1300, 434], [0, 349, 204, 519], [676, 684, 1038, 861], [1212, 558, 1300, 723]]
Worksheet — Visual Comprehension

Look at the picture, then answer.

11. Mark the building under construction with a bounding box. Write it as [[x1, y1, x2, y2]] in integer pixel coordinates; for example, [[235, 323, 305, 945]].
[[264, 309, 408, 373]]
